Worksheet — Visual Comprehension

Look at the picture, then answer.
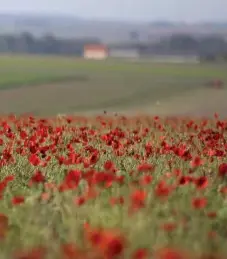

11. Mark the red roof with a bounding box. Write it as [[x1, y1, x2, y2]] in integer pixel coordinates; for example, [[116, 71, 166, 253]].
[[84, 44, 108, 52]]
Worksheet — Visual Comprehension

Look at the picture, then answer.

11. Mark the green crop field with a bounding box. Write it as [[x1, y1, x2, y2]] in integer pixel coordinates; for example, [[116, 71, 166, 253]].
[[0, 54, 227, 116]]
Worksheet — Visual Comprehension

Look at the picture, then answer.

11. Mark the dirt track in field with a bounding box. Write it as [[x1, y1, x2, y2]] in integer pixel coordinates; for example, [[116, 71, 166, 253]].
[[71, 88, 227, 118], [0, 80, 227, 118], [0, 82, 78, 115], [133, 88, 227, 118]]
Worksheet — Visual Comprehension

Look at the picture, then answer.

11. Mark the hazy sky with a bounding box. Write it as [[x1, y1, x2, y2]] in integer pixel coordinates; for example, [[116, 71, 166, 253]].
[[0, 0, 226, 22]]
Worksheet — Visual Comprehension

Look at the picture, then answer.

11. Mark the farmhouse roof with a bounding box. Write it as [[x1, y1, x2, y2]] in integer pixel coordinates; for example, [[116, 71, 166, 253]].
[[84, 44, 108, 51]]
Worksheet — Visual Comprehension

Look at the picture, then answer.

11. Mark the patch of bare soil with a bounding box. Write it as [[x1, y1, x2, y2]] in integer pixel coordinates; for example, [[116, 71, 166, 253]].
[[0, 81, 88, 115], [0, 81, 226, 119], [117, 88, 227, 119]]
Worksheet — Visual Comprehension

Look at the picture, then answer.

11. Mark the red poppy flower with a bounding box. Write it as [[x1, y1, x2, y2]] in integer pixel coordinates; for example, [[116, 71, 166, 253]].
[[30, 170, 46, 185], [64, 169, 81, 189], [84, 224, 126, 259], [137, 163, 154, 173], [140, 175, 153, 186], [29, 154, 41, 166], [155, 181, 173, 198], [207, 211, 217, 219], [130, 189, 147, 210], [218, 163, 227, 177], [161, 222, 177, 232], [192, 197, 207, 209], [132, 248, 149, 259], [61, 243, 85, 259], [12, 196, 25, 205], [74, 196, 86, 206], [154, 247, 189, 259], [194, 176, 208, 189], [190, 156, 204, 168], [104, 160, 115, 171], [13, 247, 47, 259]]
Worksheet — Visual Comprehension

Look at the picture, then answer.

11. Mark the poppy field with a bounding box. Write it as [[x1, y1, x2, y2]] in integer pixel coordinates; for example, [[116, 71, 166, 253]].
[[0, 113, 227, 259]]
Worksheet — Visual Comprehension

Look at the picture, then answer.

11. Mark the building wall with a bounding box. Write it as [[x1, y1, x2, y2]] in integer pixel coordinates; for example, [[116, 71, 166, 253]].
[[109, 48, 140, 59], [148, 55, 200, 64], [84, 50, 107, 60]]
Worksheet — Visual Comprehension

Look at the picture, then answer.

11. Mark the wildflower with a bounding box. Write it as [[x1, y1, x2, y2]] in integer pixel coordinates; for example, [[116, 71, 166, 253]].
[[154, 247, 189, 259], [140, 175, 153, 186], [74, 196, 86, 206], [104, 160, 115, 171], [192, 197, 207, 209], [190, 156, 204, 168], [84, 224, 126, 259], [130, 190, 147, 210], [30, 170, 46, 185], [218, 163, 227, 177], [137, 163, 154, 173], [29, 154, 41, 166], [161, 222, 177, 232], [132, 248, 149, 259], [194, 176, 208, 190], [12, 196, 25, 205]]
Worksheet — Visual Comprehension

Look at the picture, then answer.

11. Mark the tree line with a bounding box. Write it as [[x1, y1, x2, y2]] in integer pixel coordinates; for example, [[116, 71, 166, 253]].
[[0, 32, 101, 56], [0, 32, 226, 61], [139, 34, 227, 61]]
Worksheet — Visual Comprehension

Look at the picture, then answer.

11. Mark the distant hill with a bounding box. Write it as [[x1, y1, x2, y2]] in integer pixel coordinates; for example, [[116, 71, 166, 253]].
[[0, 13, 227, 43]]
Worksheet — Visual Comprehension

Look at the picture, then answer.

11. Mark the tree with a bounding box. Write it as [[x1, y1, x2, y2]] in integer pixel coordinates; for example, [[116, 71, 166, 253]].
[[130, 31, 139, 42], [199, 36, 227, 56], [0, 36, 9, 52], [169, 34, 198, 52]]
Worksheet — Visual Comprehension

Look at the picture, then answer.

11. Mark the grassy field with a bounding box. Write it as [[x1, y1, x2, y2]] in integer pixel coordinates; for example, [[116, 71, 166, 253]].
[[0, 115, 227, 259], [0, 54, 227, 116]]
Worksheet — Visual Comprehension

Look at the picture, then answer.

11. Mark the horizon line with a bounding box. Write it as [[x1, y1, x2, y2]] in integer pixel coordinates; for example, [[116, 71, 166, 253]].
[[0, 11, 227, 25]]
